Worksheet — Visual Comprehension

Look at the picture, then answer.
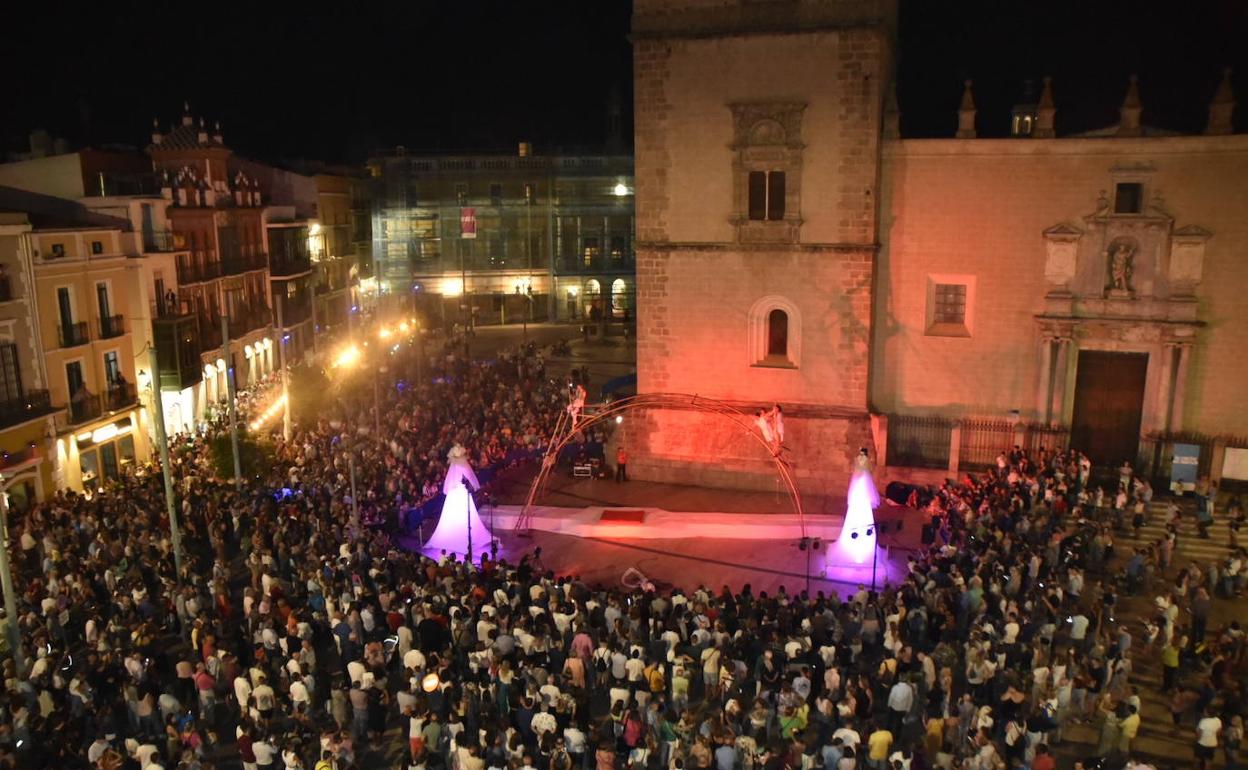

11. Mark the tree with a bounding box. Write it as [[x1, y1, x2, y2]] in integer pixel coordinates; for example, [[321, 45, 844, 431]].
[[208, 432, 274, 481]]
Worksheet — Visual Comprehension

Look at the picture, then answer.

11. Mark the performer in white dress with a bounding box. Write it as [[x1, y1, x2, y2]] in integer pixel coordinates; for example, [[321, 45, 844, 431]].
[[755, 409, 775, 453], [829, 447, 881, 566], [851, 447, 881, 509], [423, 444, 495, 559]]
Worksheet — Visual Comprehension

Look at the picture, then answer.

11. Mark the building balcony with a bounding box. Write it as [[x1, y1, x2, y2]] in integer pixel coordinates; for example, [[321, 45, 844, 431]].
[[223, 251, 268, 276], [68, 392, 103, 425], [279, 301, 312, 328], [97, 314, 125, 339], [142, 230, 186, 253], [59, 321, 90, 348], [68, 386, 135, 425], [176, 259, 223, 284], [0, 389, 57, 429], [240, 305, 272, 333], [269, 255, 313, 278], [199, 320, 224, 353], [104, 382, 136, 411], [152, 312, 203, 391], [556, 255, 635, 274]]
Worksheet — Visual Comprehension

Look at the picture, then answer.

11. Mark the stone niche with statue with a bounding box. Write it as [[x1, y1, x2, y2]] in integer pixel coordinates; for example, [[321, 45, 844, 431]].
[[1040, 186, 1210, 324]]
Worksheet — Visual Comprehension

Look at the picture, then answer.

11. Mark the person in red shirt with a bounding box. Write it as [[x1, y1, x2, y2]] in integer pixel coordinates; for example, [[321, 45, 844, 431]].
[[616, 447, 628, 482], [1031, 744, 1056, 770]]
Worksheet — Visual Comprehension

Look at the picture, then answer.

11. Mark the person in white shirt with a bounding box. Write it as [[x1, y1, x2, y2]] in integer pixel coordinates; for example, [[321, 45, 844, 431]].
[[1195, 709, 1222, 770], [234, 674, 253, 714], [253, 738, 277, 770]]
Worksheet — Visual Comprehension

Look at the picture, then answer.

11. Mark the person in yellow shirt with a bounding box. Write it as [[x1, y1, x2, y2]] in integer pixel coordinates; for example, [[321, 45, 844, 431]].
[[867, 725, 894, 768], [924, 714, 945, 758], [1118, 704, 1141, 755]]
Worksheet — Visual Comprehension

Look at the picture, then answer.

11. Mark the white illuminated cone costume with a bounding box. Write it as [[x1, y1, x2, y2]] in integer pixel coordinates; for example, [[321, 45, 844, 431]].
[[828, 449, 881, 567], [424, 444, 494, 558]]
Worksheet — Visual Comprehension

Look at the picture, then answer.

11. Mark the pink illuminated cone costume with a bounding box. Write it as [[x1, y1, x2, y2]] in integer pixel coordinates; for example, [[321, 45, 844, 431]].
[[828, 449, 880, 567], [424, 444, 494, 558]]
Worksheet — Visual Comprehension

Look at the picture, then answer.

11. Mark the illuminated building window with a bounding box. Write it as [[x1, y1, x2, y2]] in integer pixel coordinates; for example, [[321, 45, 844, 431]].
[[925, 275, 975, 337], [610, 235, 627, 265], [749, 296, 800, 368], [582, 237, 600, 267]]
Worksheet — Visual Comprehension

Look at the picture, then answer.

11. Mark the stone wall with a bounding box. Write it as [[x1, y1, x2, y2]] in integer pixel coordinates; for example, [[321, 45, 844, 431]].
[[628, 405, 874, 497], [875, 136, 1248, 437], [632, 6, 893, 492]]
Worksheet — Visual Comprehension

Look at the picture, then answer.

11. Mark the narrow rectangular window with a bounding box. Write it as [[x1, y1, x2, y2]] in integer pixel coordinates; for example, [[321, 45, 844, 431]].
[[490, 183, 503, 206], [1114, 183, 1143, 214], [767, 309, 788, 358], [767, 171, 786, 220], [747, 171, 767, 221], [0, 344, 22, 404]]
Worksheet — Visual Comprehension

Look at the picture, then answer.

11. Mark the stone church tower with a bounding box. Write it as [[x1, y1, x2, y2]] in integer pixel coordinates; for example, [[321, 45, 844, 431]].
[[630, 0, 897, 493]]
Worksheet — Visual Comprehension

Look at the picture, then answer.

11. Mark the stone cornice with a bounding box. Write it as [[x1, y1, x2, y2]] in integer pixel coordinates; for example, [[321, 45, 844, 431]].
[[636, 241, 877, 253], [885, 133, 1248, 158]]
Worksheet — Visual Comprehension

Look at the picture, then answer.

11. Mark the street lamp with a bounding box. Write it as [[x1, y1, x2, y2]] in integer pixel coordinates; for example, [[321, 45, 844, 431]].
[[333, 344, 362, 370]]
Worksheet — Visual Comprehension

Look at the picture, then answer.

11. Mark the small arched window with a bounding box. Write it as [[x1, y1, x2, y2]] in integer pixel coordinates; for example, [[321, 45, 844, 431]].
[[767, 309, 788, 358], [749, 296, 800, 369]]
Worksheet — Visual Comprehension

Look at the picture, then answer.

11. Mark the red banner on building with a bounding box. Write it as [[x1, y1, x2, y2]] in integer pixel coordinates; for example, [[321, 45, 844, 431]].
[[460, 207, 477, 239]]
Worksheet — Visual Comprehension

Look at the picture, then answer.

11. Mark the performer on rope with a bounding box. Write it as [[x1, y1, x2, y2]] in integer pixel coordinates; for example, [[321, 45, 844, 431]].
[[755, 408, 775, 455], [768, 404, 786, 456], [423, 443, 495, 559], [567, 382, 587, 428]]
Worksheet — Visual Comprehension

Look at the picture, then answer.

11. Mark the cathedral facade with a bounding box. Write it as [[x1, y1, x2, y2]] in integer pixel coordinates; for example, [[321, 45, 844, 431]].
[[630, 0, 1248, 493]]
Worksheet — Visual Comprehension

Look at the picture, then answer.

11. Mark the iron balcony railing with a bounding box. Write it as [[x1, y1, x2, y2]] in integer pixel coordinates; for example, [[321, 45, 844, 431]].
[[142, 230, 185, 253], [269, 254, 313, 277], [68, 391, 102, 424], [0, 389, 56, 429], [59, 321, 90, 348], [198, 321, 224, 353], [223, 251, 268, 275], [176, 259, 224, 284], [104, 382, 135, 411], [98, 314, 125, 339]]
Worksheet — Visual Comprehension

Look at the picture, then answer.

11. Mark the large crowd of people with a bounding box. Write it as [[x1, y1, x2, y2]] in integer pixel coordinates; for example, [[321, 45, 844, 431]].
[[1, 329, 1246, 770]]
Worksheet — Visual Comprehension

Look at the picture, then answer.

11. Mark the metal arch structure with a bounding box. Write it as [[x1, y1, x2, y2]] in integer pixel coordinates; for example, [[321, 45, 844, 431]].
[[513, 393, 805, 536]]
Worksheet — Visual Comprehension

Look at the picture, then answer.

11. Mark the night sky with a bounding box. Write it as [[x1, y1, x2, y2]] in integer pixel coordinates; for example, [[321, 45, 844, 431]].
[[3, 1, 1245, 165]]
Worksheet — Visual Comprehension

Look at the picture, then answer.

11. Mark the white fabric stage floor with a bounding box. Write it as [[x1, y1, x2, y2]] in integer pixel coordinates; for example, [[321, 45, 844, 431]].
[[486, 504, 846, 540]]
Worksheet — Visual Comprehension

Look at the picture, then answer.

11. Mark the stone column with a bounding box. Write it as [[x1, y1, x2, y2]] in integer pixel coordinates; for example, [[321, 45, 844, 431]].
[[1049, 338, 1071, 426], [1152, 343, 1177, 433], [1170, 343, 1192, 431], [1035, 336, 1054, 423]]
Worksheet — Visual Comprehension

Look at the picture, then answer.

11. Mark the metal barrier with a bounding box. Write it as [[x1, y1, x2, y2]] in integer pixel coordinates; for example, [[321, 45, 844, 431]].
[[887, 414, 953, 470], [958, 419, 1015, 472]]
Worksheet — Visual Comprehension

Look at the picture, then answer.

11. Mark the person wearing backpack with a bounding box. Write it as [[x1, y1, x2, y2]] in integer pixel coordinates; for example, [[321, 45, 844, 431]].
[[623, 707, 645, 750]]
